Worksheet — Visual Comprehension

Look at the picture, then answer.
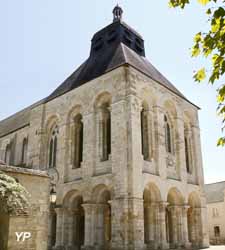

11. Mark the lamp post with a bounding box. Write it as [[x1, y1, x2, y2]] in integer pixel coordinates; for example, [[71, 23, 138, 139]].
[[48, 167, 59, 205], [50, 186, 57, 204]]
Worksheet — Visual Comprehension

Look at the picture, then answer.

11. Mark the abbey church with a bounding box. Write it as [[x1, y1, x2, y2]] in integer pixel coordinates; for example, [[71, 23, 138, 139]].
[[0, 6, 209, 250]]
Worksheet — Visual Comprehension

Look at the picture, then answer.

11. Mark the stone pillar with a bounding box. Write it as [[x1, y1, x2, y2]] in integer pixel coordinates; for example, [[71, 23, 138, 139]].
[[159, 202, 169, 249], [154, 105, 167, 179], [192, 125, 204, 186], [154, 204, 161, 249], [54, 207, 64, 249], [198, 207, 209, 248], [144, 203, 150, 244], [128, 198, 146, 250], [62, 208, 71, 247], [96, 108, 103, 161], [170, 206, 178, 248], [67, 209, 78, 248], [111, 198, 129, 250], [181, 205, 191, 248], [175, 115, 186, 182], [177, 206, 183, 245], [82, 204, 95, 249], [149, 204, 154, 242]]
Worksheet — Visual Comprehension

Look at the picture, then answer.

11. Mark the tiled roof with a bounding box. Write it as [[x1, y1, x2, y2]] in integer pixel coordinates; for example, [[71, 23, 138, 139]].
[[205, 181, 225, 203], [0, 99, 44, 138], [0, 20, 197, 138]]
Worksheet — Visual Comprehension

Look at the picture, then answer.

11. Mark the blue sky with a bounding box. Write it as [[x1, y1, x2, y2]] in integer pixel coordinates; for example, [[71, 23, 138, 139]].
[[0, 0, 224, 183]]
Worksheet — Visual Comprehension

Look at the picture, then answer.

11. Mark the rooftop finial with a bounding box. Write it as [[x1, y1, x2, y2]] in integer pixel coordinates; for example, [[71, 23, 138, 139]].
[[113, 4, 123, 22]]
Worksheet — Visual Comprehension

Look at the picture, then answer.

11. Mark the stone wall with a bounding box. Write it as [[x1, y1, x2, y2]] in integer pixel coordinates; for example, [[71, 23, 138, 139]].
[[207, 200, 225, 245], [0, 65, 209, 250], [0, 164, 50, 250]]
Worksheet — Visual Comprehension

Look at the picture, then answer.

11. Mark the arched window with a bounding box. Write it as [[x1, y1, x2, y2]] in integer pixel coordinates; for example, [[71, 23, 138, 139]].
[[49, 126, 58, 168], [73, 114, 83, 168], [101, 104, 111, 161], [185, 137, 191, 173], [4, 144, 11, 165], [141, 106, 149, 160], [164, 115, 172, 153], [21, 138, 28, 166]]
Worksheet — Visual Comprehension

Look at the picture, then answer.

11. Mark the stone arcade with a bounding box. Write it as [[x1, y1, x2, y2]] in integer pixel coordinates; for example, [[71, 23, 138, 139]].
[[0, 6, 209, 250]]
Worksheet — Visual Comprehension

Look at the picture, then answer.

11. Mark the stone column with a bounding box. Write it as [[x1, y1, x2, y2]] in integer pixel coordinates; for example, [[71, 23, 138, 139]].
[[181, 205, 191, 248], [96, 108, 103, 161], [67, 209, 78, 248], [61, 208, 71, 247], [54, 207, 64, 249], [82, 204, 95, 249], [175, 115, 186, 182], [154, 105, 167, 179], [199, 206, 209, 248], [154, 203, 161, 249], [159, 202, 169, 249], [96, 204, 110, 247], [177, 206, 182, 245], [143, 203, 150, 244], [192, 125, 204, 186], [149, 204, 154, 243], [169, 206, 178, 248], [128, 198, 146, 250]]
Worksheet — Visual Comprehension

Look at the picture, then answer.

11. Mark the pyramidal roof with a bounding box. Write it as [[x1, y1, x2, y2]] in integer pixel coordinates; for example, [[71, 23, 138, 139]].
[[46, 9, 190, 103], [0, 6, 198, 138]]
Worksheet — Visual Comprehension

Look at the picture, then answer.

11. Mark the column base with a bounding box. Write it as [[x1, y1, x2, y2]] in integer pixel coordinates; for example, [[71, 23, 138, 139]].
[[184, 241, 192, 249], [111, 243, 146, 250], [52, 246, 66, 250], [200, 239, 210, 249], [81, 245, 95, 250], [160, 241, 169, 250]]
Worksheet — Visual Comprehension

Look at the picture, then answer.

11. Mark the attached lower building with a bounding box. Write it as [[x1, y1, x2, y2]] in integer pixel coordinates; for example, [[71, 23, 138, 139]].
[[205, 181, 225, 245], [0, 5, 209, 250]]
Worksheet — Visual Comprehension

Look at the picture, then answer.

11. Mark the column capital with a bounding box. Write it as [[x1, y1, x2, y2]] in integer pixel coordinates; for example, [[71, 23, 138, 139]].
[[159, 201, 169, 207], [182, 204, 190, 212], [54, 206, 64, 215], [95, 203, 110, 212], [82, 203, 96, 212]]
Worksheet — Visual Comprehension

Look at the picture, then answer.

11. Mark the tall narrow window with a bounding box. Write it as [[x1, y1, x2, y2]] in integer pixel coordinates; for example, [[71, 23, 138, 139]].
[[21, 138, 28, 166], [73, 114, 83, 168], [164, 115, 172, 153], [49, 126, 58, 168], [101, 104, 111, 161], [4, 144, 11, 165], [185, 137, 191, 173], [141, 107, 149, 160]]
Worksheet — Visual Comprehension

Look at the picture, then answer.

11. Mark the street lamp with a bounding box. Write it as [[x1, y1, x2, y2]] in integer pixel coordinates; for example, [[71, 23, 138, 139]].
[[48, 167, 59, 204], [50, 186, 57, 204]]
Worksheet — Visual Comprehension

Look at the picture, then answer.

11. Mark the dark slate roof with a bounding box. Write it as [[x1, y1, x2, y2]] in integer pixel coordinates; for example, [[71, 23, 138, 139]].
[[46, 20, 193, 105], [0, 99, 44, 138], [205, 181, 225, 203], [46, 42, 188, 103], [0, 18, 198, 138]]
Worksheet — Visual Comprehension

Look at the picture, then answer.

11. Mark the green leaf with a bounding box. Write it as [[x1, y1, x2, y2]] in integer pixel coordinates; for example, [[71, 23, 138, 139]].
[[194, 32, 202, 43], [198, 0, 210, 5], [206, 8, 212, 15], [217, 137, 225, 146], [194, 68, 206, 82], [211, 17, 221, 33], [192, 45, 200, 57], [217, 85, 225, 103]]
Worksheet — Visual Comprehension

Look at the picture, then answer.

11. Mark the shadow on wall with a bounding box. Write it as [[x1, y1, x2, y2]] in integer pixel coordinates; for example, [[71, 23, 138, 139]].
[[0, 210, 9, 250]]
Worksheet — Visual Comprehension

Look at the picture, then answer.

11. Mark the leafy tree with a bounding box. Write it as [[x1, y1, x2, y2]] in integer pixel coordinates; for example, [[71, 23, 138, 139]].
[[0, 171, 29, 214], [169, 0, 225, 146]]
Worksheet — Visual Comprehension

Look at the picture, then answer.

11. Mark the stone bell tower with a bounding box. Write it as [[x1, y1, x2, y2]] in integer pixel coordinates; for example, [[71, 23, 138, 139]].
[[0, 5, 209, 250]]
